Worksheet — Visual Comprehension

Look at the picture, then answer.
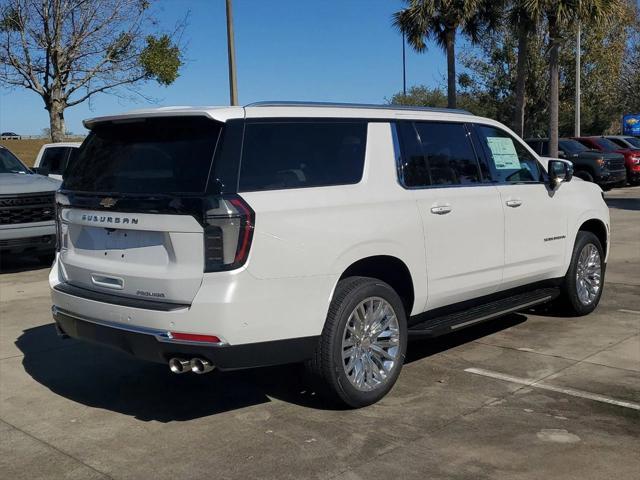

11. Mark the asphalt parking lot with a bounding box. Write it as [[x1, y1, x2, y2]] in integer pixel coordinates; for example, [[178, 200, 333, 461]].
[[1, 187, 639, 480]]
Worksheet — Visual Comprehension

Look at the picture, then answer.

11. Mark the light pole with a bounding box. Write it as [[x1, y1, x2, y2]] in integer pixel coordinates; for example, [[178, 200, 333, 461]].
[[575, 23, 581, 137], [226, 0, 238, 106], [402, 31, 407, 96]]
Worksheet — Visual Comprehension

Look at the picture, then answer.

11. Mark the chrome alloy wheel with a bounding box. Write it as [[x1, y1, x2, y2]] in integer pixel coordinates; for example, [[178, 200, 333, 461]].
[[341, 297, 401, 392], [576, 243, 602, 305]]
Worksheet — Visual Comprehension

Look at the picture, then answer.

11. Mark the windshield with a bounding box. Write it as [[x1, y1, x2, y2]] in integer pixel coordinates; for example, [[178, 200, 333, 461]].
[[63, 117, 222, 194], [559, 139, 589, 154], [0, 148, 30, 174], [623, 137, 640, 148], [594, 137, 622, 151]]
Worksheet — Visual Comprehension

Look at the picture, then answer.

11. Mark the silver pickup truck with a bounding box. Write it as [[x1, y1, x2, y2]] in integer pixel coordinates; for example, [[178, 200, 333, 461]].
[[0, 145, 61, 262]]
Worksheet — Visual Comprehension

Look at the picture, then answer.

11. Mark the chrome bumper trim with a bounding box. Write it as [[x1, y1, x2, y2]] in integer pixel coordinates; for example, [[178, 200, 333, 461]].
[[51, 306, 228, 347]]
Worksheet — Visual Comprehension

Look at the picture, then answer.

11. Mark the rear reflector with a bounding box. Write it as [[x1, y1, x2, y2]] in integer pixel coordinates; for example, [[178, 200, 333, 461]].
[[169, 332, 222, 343]]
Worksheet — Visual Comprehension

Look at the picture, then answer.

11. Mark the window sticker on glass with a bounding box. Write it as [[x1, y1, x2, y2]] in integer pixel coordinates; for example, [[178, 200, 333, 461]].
[[486, 137, 521, 170]]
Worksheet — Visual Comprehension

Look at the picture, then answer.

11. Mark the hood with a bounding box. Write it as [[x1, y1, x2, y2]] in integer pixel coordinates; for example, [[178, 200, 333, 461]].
[[601, 152, 626, 160], [0, 173, 61, 195]]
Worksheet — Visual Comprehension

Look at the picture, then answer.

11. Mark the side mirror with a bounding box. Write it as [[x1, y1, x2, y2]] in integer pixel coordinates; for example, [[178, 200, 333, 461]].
[[32, 166, 50, 176], [548, 159, 573, 189], [557, 150, 566, 159]]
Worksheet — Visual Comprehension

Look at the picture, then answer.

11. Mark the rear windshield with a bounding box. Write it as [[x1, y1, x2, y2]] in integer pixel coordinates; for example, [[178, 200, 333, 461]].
[[239, 121, 367, 191], [63, 117, 221, 194]]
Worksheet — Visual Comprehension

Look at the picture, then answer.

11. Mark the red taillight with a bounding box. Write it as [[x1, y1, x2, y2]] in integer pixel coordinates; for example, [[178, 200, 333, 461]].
[[169, 332, 222, 343], [203, 194, 255, 272], [229, 197, 253, 263]]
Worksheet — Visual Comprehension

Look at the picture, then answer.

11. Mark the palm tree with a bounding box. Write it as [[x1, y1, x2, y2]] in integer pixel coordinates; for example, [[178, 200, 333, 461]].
[[510, 3, 539, 138], [393, 0, 503, 109], [522, 0, 624, 156]]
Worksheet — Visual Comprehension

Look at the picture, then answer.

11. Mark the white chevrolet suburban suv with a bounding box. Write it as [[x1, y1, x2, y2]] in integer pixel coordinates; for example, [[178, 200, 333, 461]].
[[50, 102, 609, 407]]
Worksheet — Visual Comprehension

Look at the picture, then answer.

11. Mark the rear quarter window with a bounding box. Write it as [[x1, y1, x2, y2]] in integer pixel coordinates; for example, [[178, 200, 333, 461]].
[[239, 121, 367, 191]]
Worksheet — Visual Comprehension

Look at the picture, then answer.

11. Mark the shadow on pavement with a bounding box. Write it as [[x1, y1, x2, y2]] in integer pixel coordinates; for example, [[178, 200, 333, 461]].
[[16, 315, 527, 421], [605, 198, 640, 211]]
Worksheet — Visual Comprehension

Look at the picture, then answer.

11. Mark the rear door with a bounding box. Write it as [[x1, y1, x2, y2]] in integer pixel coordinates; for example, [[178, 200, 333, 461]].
[[397, 121, 504, 310], [58, 116, 223, 305], [474, 124, 567, 288]]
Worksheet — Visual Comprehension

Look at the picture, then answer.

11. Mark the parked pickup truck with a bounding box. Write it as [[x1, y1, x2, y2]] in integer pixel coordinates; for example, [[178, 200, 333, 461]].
[[573, 136, 638, 186], [526, 138, 626, 190], [0, 145, 60, 261], [604, 136, 640, 185]]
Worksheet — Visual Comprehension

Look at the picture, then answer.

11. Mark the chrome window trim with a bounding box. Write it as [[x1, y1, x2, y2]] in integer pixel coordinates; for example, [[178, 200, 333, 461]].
[[51, 306, 229, 346]]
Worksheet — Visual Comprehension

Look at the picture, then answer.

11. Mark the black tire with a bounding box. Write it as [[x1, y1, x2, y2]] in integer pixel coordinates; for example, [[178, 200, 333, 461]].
[[601, 185, 613, 192], [559, 231, 605, 316], [575, 170, 594, 183], [307, 276, 408, 408]]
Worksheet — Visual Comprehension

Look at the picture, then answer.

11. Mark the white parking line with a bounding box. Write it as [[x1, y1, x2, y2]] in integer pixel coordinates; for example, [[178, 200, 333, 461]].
[[464, 367, 640, 411], [618, 309, 640, 315]]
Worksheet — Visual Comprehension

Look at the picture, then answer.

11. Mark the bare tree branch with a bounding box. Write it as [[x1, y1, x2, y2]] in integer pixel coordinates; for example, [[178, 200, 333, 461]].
[[0, 0, 185, 141]]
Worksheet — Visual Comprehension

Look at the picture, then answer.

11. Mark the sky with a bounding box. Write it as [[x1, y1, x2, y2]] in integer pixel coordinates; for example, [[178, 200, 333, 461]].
[[0, 0, 453, 136]]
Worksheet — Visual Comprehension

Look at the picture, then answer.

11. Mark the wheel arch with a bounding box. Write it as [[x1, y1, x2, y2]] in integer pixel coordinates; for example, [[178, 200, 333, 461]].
[[338, 255, 415, 316], [578, 218, 608, 256]]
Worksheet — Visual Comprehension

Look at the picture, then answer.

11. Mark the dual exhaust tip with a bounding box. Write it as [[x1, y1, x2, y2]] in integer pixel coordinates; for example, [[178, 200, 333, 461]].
[[169, 357, 214, 375]]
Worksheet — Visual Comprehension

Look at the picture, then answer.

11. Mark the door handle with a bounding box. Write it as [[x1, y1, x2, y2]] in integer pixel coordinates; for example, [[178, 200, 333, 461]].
[[505, 199, 523, 208], [430, 205, 452, 215], [91, 274, 124, 290]]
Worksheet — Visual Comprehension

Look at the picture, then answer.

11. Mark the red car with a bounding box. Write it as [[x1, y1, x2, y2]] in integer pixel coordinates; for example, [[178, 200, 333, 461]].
[[573, 136, 640, 185]]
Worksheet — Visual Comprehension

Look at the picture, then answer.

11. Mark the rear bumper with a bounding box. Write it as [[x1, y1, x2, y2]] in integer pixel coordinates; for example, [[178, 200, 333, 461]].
[[49, 255, 333, 368], [53, 306, 318, 369]]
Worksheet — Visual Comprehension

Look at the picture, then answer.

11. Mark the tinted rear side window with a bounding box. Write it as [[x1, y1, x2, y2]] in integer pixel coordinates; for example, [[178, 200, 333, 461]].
[[239, 121, 367, 192], [63, 117, 222, 194]]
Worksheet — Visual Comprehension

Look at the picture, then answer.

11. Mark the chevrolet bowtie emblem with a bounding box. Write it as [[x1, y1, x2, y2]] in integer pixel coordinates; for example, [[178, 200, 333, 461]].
[[99, 197, 117, 208]]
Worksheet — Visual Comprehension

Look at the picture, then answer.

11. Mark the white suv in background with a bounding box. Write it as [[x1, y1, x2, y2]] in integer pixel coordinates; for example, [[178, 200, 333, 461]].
[[50, 102, 609, 407]]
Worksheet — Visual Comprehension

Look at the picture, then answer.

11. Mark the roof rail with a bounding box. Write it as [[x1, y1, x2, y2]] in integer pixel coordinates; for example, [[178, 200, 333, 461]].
[[244, 101, 471, 115]]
